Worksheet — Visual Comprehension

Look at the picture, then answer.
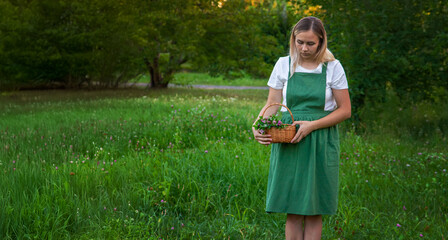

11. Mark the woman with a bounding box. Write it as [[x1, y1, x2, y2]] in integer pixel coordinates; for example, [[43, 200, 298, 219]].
[[252, 16, 351, 239]]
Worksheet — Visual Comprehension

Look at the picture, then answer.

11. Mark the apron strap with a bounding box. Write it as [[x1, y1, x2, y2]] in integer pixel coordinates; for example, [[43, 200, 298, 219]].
[[288, 56, 291, 79], [321, 62, 327, 75]]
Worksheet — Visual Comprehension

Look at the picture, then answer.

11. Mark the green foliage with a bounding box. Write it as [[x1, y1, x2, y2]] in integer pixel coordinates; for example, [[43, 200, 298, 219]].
[[182, 0, 283, 79], [0, 0, 142, 90], [1, 0, 447, 107], [0, 0, 291, 89], [307, 0, 448, 112], [154, 72, 267, 87], [134, 0, 203, 87], [253, 114, 286, 132], [359, 90, 448, 145]]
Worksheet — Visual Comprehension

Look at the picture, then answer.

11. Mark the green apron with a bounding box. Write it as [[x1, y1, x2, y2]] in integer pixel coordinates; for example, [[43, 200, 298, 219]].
[[265, 58, 340, 215]]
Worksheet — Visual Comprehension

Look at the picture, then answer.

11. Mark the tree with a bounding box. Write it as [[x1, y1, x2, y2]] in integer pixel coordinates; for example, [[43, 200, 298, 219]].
[[1, 0, 330, 90], [134, 0, 285, 87], [0, 0, 142, 90], [194, 0, 287, 78], [131, 0, 202, 88], [306, 0, 448, 112]]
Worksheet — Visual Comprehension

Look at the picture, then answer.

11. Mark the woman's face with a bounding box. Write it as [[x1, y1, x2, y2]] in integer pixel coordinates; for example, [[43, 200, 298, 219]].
[[295, 30, 320, 61]]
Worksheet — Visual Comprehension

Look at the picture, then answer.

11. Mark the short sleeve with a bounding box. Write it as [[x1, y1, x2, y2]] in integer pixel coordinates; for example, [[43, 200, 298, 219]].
[[329, 61, 348, 89], [267, 57, 288, 89]]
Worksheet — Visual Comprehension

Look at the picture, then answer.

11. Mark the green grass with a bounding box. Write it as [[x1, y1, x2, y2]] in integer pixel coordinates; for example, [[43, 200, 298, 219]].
[[0, 89, 447, 239], [136, 72, 268, 87]]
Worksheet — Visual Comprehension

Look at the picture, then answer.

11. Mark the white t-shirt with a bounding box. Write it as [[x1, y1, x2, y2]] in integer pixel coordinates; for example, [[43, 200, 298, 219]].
[[267, 56, 348, 112]]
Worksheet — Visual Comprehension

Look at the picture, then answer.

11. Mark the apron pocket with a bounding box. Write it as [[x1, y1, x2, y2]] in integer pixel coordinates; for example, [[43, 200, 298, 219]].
[[326, 140, 340, 167]]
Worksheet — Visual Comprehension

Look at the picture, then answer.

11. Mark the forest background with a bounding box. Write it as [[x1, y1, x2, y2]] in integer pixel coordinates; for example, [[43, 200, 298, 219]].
[[1, 0, 447, 112]]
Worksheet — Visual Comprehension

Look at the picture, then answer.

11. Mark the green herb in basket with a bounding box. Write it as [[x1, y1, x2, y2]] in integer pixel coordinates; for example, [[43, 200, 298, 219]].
[[253, 114, 286, 134]]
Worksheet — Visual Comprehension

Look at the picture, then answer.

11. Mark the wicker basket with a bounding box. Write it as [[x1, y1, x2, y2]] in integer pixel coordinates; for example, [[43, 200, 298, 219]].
[[261, 103, 296, 143]]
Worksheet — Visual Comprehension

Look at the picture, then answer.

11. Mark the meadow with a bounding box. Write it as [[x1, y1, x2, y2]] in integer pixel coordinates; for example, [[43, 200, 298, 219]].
[[137, 73, 268, 87], [0, 88, 447, 239]]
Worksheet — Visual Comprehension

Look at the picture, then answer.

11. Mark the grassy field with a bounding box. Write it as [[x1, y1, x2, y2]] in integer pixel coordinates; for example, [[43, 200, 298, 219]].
[[136, 73, 268, 87], [0, 88, 447, 239]]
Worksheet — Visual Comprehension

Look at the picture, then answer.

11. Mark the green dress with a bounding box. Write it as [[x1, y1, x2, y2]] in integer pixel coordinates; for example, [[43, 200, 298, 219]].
[[265, 60, 340, 215]]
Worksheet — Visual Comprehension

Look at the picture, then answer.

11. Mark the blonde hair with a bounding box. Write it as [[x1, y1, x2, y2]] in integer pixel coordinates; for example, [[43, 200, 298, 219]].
[[289, 16, 335, 78]]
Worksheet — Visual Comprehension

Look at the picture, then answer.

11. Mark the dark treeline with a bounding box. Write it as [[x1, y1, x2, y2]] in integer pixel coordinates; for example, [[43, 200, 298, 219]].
[[0, 0, 447, 111], [0, 0, 292, 89], [312, 0, 448, 112]]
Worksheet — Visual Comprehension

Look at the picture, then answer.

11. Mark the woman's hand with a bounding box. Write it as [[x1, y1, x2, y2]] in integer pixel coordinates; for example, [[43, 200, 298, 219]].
[[290, 121, 316, 143], [252, 127, 272, 145]]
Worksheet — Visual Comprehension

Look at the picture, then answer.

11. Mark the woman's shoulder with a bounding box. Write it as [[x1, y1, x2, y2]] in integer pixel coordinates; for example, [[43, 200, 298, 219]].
[[325, 59, 346, 74], [271, 56, 290, 71], [276, 56, 289, 65], [325, 59, 342, 68], [279, 56, 289, 61]]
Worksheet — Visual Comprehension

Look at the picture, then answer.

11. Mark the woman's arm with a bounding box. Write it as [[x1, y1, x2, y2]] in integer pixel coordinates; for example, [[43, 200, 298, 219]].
[[290, 88, 351, 143], [252, 88, 283, 145]]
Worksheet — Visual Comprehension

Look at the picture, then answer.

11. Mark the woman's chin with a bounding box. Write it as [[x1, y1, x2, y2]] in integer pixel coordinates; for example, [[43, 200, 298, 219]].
[[301, 53, 311, 58]]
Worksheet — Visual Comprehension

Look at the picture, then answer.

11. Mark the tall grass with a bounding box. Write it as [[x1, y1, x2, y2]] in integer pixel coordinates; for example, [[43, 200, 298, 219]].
[[0, 89, 447, 239], [358, 92, 448, 152], [136, 73, 268, 87]]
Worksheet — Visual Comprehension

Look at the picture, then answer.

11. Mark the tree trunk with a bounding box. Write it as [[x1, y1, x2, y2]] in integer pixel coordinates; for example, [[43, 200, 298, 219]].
[[145, 54, 169, 88]]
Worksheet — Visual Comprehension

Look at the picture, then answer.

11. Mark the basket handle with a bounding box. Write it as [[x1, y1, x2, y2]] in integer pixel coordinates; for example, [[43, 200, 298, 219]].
[[261, 103, 295, 123]]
